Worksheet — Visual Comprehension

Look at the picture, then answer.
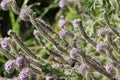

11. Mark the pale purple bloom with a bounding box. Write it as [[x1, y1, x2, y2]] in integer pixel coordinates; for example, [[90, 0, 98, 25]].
[[45, 76, 52, 80], [96, 42, 108, 52], [0, 0, 13, 10], [20, 8, 30, 21], [58, 15, 66, 28], [5, 60, 15, 73], [59, 29, 68, 39], [16, 55, 26, 68], [70, 48, 79, 58], [98, 28, 112, 37], [78, 64, 87, 74], [72, 19, 80, 29], [19, 68, 30, 80], [105, 63, 113, 74], [0, 38, 8, 49], [59, 0, 68, 8]]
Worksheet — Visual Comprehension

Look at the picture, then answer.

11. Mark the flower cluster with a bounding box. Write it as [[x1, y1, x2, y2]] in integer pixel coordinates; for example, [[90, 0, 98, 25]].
[[1, 0, 120, 80]]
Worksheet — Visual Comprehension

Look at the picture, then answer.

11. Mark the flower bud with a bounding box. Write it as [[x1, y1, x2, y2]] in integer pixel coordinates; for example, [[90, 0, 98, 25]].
[[19, 68, 31, 80], [70, 48, 79, 58], [5, 60, 15, 73], [0, 0, 13, 10], [16, 55, 26, 68]]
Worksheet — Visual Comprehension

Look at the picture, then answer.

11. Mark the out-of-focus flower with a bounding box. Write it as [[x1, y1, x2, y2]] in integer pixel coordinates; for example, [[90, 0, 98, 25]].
[[19, 68, 31, 80], [105, 63, 114, 74], [72, 19, 80, 29], [96, 42, 109, 52], [59, 29, 74, 39], [0, 38, 10, 49], [0, 0, 13, 10], [58, 15, 66, 28], [45, 75, 52, 80], [98, 28, 112, 37], [16, 55, 26, 68], [78, 64, 88, 74], [59, 0, 68, 8], [5, 60, 15, 73], [59, 29, 69, 39], [20, 8, 30, 21], [70, 47, 79, 58]]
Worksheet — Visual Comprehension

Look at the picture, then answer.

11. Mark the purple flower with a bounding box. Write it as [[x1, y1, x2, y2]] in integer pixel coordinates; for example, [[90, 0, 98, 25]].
[[19, 68, 30, 80], [59, 29, 68, 39], [45, 76, 52, 80], [78, 64, 87, 74], [105, 63, 113, 74], [59, 0, 68, 8], [0, 38, 8, 49], [70, 48, 79, 58], [0, 0, 13, 10], [20, 8, 30, 21], [96, 42, 108, 52], [5, 60, 15, 73], [72, 19, 80, 29], [16, 55, 26, 68], [98, 28, 112, 37], [58, 15, 66, 28]]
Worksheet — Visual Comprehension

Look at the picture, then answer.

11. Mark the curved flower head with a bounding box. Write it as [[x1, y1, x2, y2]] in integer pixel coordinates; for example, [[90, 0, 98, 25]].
[[0, 0, 13, 10], [16, 55, 26, 68], [19, 68, 31, 80], [5, 60, 15, 73], [70, 48, 79, 58]]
